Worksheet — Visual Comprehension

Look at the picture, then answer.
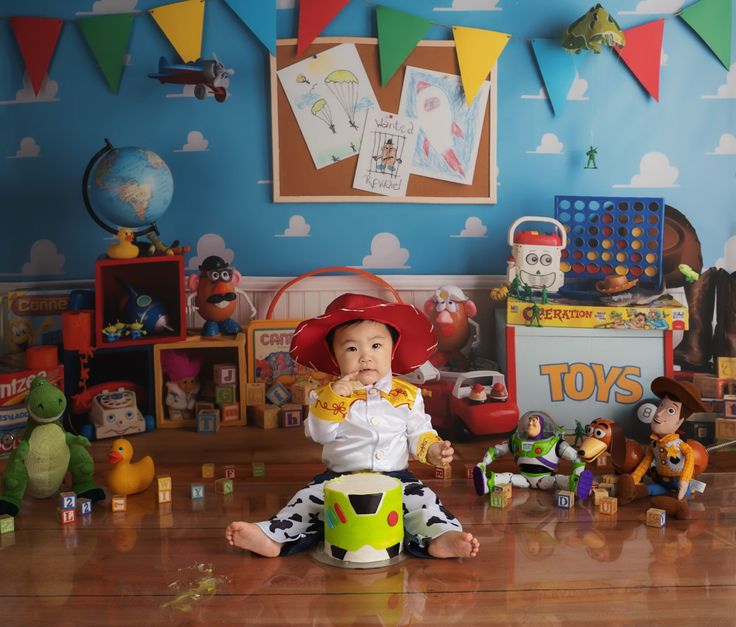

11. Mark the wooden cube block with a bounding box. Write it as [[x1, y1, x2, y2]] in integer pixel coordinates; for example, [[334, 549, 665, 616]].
[[252, 462, 265, 478], [245, 382, 266, 406], [158, 489, 172, 504], [715, 418, 736, 441], [215, 478, 233, 495], [202, 463, 215, 478], [592, 488, 609, 505], [599, 496, 618, 515], [280, 404, 303, 428], [78, 497, 92, 515], [219, 403, 240, 423], [490, 492, 508, 508], [158, 475, 172, 504], [266, 382, 291, 406], [646, 507, 666, 528], [250, 404, 280, 429], [224, 464, 236, 479], [191, 483, 205, 499], [58, 507, 76, 525], [214, 363, 238, 386], [493, 483, 512, 499], [724, 395, 736, 419], [290, 382, 316, 405], [465, 464, 475, 480], [215, 384, 237, 405], [434, 465, 452, 479], [718, 357, 736, 378], [111, 495, 127, 512], [556, 490, 575, 509], [598, 482, 616, 497], [59, 491, 76, 511], [197, 408, 220, 433], [0, 514, 14, 534], [600, 474, 619, 485]]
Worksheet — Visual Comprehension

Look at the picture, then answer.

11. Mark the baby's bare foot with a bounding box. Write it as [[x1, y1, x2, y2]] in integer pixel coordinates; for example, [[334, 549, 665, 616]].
[[428, 531, 480, 559], [225, 521, 282, 557]]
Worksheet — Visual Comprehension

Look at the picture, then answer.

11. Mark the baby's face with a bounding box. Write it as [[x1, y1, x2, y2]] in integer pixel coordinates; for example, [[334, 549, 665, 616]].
[[332, 320, 393, 386]]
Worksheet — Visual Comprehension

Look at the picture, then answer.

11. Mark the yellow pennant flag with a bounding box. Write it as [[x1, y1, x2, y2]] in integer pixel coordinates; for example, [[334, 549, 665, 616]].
[[453, 26, 510, 105], [150, 0, 205, 63]]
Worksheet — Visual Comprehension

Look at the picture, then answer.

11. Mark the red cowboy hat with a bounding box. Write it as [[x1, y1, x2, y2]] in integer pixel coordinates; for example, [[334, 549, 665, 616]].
[[289, 293, 437, 375]]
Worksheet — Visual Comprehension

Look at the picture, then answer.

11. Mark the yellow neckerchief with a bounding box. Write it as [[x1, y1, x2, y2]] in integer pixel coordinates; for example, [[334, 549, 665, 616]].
[[311, 377, 418, 422], [350, 378, 417, 409]]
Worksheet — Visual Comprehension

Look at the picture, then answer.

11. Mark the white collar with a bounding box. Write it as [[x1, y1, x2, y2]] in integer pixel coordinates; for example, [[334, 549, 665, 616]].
[[358, 371, 394, 394]]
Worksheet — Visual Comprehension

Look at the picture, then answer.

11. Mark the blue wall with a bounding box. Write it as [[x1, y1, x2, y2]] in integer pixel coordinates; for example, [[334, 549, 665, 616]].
[[1, 0, 734, 280]]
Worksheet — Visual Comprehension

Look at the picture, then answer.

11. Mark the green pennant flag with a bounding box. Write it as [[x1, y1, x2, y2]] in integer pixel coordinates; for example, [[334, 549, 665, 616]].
[[679, 0, 732, 70], [377, 5, 432, 85], [78, 13, 135, 93]]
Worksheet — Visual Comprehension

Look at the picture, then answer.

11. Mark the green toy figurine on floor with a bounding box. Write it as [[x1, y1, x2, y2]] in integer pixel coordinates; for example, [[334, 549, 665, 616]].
[[0, 376, 105, 517]]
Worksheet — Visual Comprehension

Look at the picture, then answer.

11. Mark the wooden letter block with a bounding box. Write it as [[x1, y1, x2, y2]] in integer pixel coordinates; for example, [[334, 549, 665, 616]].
[[724, 395, 736, 419], [494, 483, 512, 500], [599, 496, 618, 515], [490, 492, 508, 508], [252, 462, 265, 478], [280, 404, 303, 428], [592, 488, 609, 505], [158, 475, 172, 504], [111, 495, 127, 512], [465, 464, 475, 480], [718, 356, 736, 378], [556, 490, 574, 509], [191, 483, 205, 499], [78, 497, 92, 515], [245, 382, 266, 406], [215, 384, 237, 405], [59, 491, 76, 511], [197, 408, 220, 433], [434, 465, 452, 479], [224, 465, 236, 479], [600, 474, 619, 485], [715, 418, 736, 441], [290, 382, 316, 405], [250, 404, 280, 429], [266, 382, 291, 406], [202, 463, 215, 478], [214, 363, 237, 385], [215, 478, 233, 495], [598, 482, 616, 497], [646, 507, 666, 527], [220, 403, 240, 423], [58, 507, 76, 525], [0, 514, 14, 534]]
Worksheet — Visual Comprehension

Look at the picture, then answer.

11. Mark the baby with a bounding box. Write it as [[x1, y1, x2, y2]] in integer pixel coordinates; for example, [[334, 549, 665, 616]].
[[226, 293, 479, 559]]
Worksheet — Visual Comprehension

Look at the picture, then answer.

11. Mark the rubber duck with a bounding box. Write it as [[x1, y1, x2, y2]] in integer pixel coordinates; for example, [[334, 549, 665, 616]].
[[107, 228, 139, 260], [107, 438, 155, 496]]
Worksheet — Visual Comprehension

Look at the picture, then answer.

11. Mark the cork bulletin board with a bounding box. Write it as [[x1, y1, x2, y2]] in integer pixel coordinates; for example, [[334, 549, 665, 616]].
[[270, 37, 497, 204]]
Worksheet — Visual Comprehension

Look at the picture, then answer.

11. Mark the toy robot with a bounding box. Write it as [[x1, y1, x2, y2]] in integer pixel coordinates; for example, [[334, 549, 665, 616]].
[[473, 411, 592, 499], [507, 217, 566, 294]]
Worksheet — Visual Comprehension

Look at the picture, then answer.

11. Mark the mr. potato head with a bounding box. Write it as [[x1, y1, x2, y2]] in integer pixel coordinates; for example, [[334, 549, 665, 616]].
[[423, 285, 479, 370], [187, 256, 244, 337]]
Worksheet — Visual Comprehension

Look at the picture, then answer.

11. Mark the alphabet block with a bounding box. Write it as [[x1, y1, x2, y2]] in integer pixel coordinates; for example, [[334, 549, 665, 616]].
[[214, 363, 237, 386], [0, 514, 14, 534], [78, 497, 92, 515], [434, 465, 452, 479], [111, 495, 127, 512], [252, 462, 265, 478], [59, 491, 76, 511], [220, 403, 240, 423], [197, 408, 220, 433], [592, 488, 609, 505], [598, 482, 616, 497], [250, 404, 280, 429], [646, 507, 666, 528], [490, 492, 508, 508], [266, 382, 291, 406], [599, 496, 618, 515], [724, 395, 736, 419], [494, 483, 513, 500], [224, 465, 236, 479], [465, 464, 475, 480], [202, 463, 215, 478], [191, 483, 205, 499], [215, 384, 237, 405], [280, 404, 303, 428], [215, 478, 233, 495], [158, 475, 172, 504], [556, 490, 574, 509], [245, 382, 266, 406], [58, 507, 76, 525], [290, 382, 316, 405], [716, 418, 736, 441]]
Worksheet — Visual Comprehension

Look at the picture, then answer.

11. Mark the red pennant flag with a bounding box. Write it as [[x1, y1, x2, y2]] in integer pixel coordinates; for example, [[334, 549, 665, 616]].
[[614, 19, 665, 102], [10, 17, 64, 96], [297, 0, 350, 56]]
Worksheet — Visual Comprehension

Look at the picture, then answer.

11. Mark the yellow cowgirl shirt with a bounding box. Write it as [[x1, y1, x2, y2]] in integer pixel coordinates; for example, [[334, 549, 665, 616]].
[[305, 372, 442, 473], [631, 433, 695, 486]]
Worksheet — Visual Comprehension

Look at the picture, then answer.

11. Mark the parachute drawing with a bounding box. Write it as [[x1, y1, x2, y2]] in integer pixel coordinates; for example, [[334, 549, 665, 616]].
[[311, 98, 336, 133], [296, 73, 311, 85], [325, 69, 360, 130]]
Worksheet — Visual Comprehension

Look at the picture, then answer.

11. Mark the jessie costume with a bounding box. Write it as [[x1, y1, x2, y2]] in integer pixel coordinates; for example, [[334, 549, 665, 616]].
[[254, 294, 462, 557]]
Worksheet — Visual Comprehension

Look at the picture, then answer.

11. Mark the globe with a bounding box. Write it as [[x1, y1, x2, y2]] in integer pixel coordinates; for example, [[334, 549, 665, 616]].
[[85, 144, 174, 231]]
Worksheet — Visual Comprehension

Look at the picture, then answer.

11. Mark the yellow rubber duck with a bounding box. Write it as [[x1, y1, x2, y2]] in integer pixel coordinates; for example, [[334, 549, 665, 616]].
[[107, 438, 155, 496], [107, 228, 139, 259]]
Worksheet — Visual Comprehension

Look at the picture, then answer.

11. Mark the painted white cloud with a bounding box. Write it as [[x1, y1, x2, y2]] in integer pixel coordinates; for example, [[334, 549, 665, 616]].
[[526, 133, 564, 154], [619, 0, 684, 14], [277, 0, 296, 8], [451, 217, 488, 238], [715, 235, 736, 272], [521, 87, 546, 100], [175, 131, 209, 152], [76, 0, 140, 15], [613, 151, 679, 188], [8, 137, 40, 159], [187, 234, 234, 271], [702, 64, 736, 99], [0, 72, 59, 105], [22, 240, 65, 275], [434, 0, 502, 11], [661, 50, 669, 67], [360, 233, 410, 269], [257, 179, 272, 185], [275, 215, 311, 237], [707, 133, 736, 155], [567, 74, 589, 100]]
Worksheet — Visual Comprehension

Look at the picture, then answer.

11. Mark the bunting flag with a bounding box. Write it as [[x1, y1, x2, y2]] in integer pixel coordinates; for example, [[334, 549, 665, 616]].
[[149, 0, 205, 63], [9, 17, 64, 96], [453, 26, 510, 105], [297, 0, 350, 56], [531, 38, 577, 115], [77, 14, 135, 93], [614, 19, 665, 101], [679, 0, 732, 70], [224, 0, 276, 55], [376, 5, 431, 85]]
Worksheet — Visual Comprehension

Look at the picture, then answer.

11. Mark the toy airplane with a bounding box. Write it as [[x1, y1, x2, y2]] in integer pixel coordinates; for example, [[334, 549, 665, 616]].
[[148, 55, 234, 102]]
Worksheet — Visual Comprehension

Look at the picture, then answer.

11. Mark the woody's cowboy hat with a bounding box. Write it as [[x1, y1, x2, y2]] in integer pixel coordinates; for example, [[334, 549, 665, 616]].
[[290, 293, 437, 375], [595, 273, 638, 294], [651, 376, 707, 417]]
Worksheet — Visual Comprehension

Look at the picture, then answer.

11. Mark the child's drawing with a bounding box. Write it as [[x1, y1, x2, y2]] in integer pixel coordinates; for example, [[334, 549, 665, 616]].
[[277, 44, 379, 169], [398, 66, 489, 185], [353, 110, 418, 197]]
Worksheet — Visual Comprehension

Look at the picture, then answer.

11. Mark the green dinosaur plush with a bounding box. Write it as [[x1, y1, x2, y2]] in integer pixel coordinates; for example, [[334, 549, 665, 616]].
[[0, 376, 105, 517]]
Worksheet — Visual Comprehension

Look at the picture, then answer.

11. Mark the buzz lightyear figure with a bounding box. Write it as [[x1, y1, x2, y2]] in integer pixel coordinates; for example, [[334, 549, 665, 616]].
[[472, 411, 593, 499]]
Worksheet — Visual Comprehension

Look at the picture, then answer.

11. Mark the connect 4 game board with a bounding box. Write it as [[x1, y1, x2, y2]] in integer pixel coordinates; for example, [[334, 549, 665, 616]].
[[554, 195, 665, 290]]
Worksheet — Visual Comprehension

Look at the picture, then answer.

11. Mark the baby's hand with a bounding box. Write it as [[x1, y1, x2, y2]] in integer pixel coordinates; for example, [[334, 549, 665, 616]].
[[332, 370, 360, 397], [428, 440, 454, 467]]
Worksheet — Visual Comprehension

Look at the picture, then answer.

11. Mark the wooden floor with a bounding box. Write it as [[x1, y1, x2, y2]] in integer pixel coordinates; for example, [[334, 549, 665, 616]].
[[2, 427, 736, 625]]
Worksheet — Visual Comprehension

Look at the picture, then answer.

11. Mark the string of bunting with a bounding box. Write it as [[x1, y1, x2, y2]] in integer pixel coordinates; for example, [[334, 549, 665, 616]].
[[2, 0, 731, 113]]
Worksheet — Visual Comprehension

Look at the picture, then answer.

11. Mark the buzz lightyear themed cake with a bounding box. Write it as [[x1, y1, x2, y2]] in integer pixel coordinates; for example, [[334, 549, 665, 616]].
[[323, 472, 403, 564]]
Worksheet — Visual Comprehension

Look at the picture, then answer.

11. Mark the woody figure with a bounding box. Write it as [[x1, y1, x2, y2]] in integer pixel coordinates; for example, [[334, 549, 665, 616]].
[[617, 377, 708, 519]]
